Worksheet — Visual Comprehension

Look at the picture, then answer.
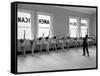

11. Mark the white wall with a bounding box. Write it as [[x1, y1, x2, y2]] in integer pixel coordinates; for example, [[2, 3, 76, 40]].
[[89, 14, 96, 37]]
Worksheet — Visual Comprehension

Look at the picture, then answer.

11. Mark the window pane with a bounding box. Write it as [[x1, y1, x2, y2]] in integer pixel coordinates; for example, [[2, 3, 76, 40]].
[[18, 27, 32, 40], [38, 24, 50, 28], [69, 17, 78, 37], [81, 29, 87, 37], [81, 19, 88, 37], [38, 28, 50, 38], [70, 29, 77, 38], [38, 14, 51, 28], [17, 12, 31, 27], [69, 18, 77, 23], [38, 14, 51, 38], [81, 19, 87, 24], [18, 27, 24, 39]]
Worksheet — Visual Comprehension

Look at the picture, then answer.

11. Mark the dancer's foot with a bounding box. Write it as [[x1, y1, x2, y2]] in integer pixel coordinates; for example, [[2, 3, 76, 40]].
[[82, 54, 85, 56], [87, 54, 89, 57]]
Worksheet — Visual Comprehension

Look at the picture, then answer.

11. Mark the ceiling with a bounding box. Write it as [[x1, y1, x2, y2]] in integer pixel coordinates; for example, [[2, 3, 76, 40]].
[[56, 6, 96, 14]]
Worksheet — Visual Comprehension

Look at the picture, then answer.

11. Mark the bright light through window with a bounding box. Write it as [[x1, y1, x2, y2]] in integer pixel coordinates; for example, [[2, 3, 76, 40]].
[[38, 28, 50, 38], [18, 27, 32, 39], [18, 12, 31, 27], [38, 14, 51, 38], [17, 12, 32, 40], [81, 19, 88, 37], [69, 17, 78, 38]]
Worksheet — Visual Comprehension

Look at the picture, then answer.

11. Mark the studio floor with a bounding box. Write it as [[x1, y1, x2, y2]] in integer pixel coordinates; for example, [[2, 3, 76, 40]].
[[17, 46, 96, 72]]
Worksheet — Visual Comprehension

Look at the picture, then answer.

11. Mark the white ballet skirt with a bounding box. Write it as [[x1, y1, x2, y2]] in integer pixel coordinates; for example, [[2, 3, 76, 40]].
[[51, 40, 56, 44], [36, 41, 42, 45], [59, 40, 63, 43]]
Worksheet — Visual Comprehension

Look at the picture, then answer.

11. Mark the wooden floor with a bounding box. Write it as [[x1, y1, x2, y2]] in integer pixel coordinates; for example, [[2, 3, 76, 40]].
[[17, 46, 96, 72]]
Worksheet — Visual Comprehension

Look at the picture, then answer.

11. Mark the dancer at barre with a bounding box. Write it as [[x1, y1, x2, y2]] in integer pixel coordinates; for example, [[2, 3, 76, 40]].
[[44, 30, 50, 54], [59, 37, 65, 51], [51, 36, 57, 52], [20, 30, 26, 56], [32, 33, 44, 55]]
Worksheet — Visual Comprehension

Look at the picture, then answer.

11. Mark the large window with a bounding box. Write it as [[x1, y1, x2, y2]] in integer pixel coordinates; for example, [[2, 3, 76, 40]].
[[80, 19, 88, 37], [69, 17, 89, 38], [38, 14, 51, 38], [69, 17, 78, 38], [17, 12, 32, 40]]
